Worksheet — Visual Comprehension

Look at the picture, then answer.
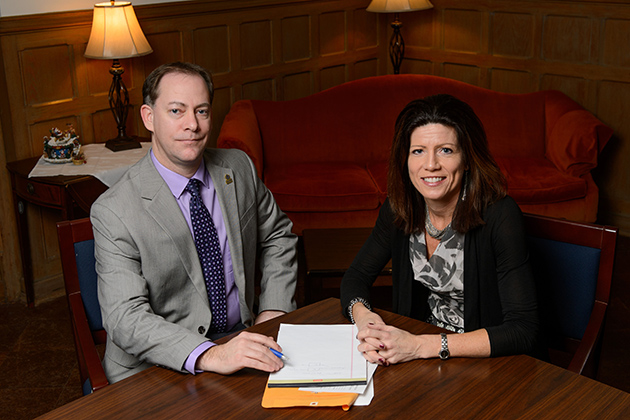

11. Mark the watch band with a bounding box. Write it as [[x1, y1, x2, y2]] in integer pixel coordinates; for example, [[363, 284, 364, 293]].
[[439, 333, 450, 360]]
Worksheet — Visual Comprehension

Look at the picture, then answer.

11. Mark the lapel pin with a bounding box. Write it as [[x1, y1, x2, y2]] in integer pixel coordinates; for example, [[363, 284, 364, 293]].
[[225, 174, 233, 185]]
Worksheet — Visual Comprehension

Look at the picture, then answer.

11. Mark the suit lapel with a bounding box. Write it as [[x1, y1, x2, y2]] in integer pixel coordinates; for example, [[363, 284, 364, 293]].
[[135, 154, 210, 306], [206, 159, 245, 294]]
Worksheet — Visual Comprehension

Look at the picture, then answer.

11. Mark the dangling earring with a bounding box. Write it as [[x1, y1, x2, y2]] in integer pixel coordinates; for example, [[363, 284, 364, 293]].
[[461, 172, 468, 201]]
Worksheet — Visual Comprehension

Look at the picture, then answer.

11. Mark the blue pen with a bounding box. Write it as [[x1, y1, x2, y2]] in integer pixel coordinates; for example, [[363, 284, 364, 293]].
[[270, 348, 289, 361]]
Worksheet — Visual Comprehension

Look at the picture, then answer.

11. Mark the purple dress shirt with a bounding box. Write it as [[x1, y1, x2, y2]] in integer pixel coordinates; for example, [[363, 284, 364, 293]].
[[151, 151, 240, 373]]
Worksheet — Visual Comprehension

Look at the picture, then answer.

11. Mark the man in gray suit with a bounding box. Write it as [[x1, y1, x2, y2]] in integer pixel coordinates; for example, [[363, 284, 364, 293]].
[[91, 62, 297, 384]]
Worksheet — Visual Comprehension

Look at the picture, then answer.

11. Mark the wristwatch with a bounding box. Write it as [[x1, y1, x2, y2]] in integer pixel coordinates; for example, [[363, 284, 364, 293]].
[[439, 333, 450, 360]]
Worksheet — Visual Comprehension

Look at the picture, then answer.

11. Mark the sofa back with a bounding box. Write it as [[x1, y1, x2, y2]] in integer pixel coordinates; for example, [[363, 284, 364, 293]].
[[251, 74, 583, 168]]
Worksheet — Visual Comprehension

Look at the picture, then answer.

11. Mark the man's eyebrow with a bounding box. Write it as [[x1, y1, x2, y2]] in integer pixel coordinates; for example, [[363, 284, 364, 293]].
[[166, 101, 210, 108]]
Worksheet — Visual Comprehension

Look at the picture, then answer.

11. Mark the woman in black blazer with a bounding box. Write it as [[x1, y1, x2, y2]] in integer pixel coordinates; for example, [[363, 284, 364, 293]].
[[341, 94, 539, 366]]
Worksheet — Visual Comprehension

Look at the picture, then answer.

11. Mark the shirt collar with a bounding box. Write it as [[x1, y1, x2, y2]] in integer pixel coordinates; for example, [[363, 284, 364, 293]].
[[150, 149, 208, 198]]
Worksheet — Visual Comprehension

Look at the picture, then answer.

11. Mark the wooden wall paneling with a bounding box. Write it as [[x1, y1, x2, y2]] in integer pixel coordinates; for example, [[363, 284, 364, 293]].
[[210, 86, 235, 147], [283, 71, 314, 100], [400, 58, 433, 77], [371, 12, 390, 75], [443, 8, 483, 53], [350, 6, 385, 79], [0, 35, 18, 161], [242, 79, 276, 101], [320, 64, 347, 91], [443, 63, 481, 86], [602, 18, 630, 67], [27, 206, 64, 299], [491, 11, 535, 59], [2, 36, 35, 160], [282, 15, 311, 63], [489, 67, 534, 94], [86, 54, 118, 95], [539, 73, 590, 107], [542, 15, 593, 63], [353, 7, 378, 51], [240, 20, 273, 70], [402, 8, 435, 50], [192, 22, 237, 145], [319, 10, 347, 57], [11, 29, 88, 159], [21, 45, 74, 107], [353, 57, 379, 79], [194, 25, 232, 76], [0, 106, 21, 303], [143, 31, 185, 74]]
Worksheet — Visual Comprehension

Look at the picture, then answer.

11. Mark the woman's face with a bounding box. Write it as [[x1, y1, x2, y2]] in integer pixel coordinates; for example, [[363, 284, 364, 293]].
[[407, 123, 466, 212]]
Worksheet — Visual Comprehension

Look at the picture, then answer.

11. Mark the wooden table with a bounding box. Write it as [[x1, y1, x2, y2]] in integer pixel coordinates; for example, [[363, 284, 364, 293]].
[[6, 157, 107, 306], [36, 298, 630, 419], [302, 228, 392, 306]]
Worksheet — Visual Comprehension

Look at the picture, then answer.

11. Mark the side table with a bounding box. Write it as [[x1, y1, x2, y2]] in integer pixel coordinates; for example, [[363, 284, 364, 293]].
[[302, 227, 393, 309], [6, 157, 108, 307]]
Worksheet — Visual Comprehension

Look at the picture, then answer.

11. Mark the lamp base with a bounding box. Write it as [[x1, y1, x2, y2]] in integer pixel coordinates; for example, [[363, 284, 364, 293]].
[[106, 135, 142, 152]]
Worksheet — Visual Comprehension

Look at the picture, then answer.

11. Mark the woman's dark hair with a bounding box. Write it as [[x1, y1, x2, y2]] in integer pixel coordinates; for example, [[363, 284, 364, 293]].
[[142, 62, 214, 107], [387, 94, 507, 235]]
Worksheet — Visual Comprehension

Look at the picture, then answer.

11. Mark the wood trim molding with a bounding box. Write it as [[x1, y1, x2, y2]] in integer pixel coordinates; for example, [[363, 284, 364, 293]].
[[0, 0, 334, 34]]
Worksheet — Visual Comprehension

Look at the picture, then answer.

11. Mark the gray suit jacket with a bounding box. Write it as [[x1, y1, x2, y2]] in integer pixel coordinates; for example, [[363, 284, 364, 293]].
[[91, 148, 297, 383]]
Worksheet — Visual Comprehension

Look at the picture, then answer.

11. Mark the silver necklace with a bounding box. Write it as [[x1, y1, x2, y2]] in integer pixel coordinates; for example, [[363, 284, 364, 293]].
[[425, 211, 450, 240]]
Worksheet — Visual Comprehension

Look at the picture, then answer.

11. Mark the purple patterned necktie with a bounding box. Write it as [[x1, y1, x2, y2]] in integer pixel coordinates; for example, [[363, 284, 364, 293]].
[[185, 178, 227, 333]]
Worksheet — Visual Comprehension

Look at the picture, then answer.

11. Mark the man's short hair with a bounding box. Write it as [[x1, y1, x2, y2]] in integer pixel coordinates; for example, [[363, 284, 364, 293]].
[[142, 62, 214, 107]]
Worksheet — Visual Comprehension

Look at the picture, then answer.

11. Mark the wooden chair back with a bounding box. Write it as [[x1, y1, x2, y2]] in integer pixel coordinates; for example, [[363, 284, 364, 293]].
[[523, 213, 617, 377], [57, 217, 108, 394]]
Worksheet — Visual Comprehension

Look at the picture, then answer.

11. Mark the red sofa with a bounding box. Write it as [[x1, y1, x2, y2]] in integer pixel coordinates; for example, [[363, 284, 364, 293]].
[[217, 74, 613, 234]]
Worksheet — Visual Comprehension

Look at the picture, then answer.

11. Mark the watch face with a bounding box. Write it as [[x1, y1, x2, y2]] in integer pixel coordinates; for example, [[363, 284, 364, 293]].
[[439, 350, 450, 360]]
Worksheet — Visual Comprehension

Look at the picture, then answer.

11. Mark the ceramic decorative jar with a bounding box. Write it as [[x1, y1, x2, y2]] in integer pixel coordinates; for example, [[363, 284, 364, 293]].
[[42, 125, 83, 164]]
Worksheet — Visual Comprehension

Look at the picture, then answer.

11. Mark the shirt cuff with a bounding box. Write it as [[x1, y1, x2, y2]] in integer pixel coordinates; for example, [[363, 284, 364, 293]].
[[184, 341, 216, 374]]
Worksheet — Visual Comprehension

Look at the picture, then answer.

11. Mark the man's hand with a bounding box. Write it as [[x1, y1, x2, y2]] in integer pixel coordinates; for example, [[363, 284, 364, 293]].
[[195, 331, 284, 375], [255, 310, 286, 325]]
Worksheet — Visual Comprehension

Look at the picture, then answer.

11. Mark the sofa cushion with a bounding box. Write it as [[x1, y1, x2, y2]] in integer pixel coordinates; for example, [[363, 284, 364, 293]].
[[367, 161, 388, 203], [546, 110, 614, 177], [265, 163, 381, 212], [496, 157, 587, 204]]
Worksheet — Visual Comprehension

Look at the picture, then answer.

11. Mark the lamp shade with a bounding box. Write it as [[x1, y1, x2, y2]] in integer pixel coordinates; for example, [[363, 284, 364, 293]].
[[367, 0, 433, 13], [85, 1, 153, 59]]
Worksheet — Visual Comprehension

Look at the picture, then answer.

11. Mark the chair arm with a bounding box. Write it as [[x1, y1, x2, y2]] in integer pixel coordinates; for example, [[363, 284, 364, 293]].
[[68, 292, 108, 392], [217, 100, 264, 179], [567, 301, 607, 375]]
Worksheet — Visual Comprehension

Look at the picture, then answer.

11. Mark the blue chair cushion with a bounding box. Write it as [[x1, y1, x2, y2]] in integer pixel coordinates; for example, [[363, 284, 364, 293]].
[[74, 239, 102, 332], [82, 377, 93, 396], [527, 237, 600, 340]]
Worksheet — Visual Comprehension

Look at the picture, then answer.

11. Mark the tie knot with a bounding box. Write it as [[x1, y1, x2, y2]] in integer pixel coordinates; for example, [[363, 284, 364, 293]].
[[186, 178, 201, 197]]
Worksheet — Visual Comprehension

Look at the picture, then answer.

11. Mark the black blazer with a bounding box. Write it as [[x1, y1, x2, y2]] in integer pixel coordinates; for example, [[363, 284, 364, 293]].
[[340, 196, 539, 357]]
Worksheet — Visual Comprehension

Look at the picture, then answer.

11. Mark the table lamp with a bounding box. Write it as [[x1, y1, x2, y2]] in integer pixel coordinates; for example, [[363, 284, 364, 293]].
[[85, 1, 153, 151], [367, 0, 433, 74]]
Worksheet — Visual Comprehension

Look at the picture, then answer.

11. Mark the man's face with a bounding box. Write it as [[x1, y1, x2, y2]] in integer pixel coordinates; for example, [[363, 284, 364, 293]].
[[141, 72, 212, 177]]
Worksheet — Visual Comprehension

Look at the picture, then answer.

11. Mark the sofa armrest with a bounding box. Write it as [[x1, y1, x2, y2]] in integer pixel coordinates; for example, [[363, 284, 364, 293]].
[[546, 109, 614, 177], [217, 100, 264, 179]]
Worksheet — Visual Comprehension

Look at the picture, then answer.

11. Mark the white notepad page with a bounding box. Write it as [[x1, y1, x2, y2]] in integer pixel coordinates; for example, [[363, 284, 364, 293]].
[[268, 324, 367, 387]]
